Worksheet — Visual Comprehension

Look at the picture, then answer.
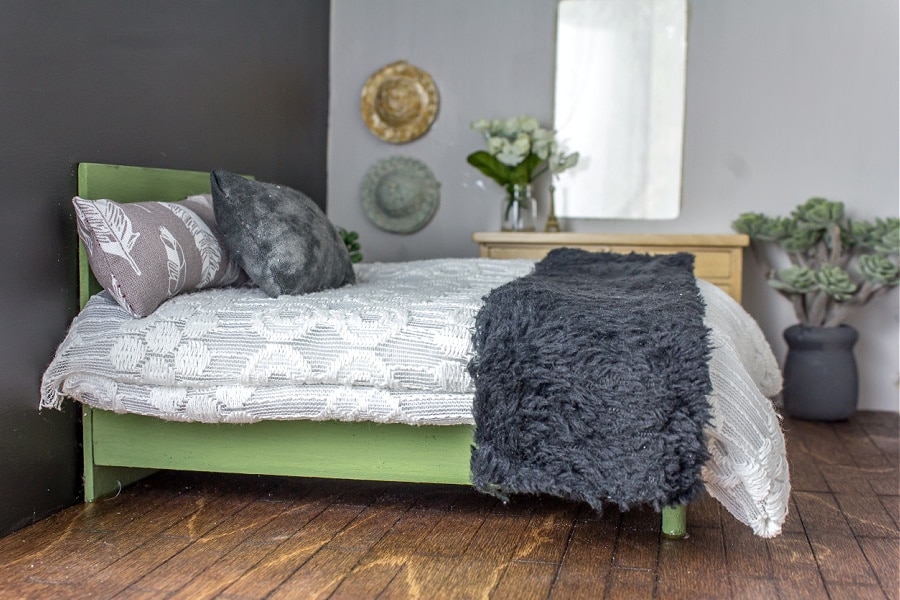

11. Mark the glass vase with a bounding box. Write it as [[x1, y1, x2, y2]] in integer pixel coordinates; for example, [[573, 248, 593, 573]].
[[501, 184, 536, 231]]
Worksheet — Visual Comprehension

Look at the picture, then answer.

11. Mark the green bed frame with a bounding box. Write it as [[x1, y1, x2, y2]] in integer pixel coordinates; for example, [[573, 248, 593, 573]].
[[74, 162, 687, 538]]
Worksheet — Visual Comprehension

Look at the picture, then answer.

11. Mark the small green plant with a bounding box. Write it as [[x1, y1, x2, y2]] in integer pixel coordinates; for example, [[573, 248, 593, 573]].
[[732, 198, 899, 327], [339, 227, 363, 264]]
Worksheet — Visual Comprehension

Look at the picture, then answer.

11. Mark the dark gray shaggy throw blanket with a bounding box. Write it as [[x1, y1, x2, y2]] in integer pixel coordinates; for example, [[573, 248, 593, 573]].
[[469, 248, 712, 512]]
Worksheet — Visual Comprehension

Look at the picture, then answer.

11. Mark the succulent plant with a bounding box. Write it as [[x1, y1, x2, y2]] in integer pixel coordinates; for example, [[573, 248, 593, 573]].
[[733, 198, 899, 327]]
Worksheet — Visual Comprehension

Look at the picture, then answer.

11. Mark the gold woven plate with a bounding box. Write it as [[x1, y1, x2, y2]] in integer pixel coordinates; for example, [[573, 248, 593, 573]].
[[360, 61, 439, 144]]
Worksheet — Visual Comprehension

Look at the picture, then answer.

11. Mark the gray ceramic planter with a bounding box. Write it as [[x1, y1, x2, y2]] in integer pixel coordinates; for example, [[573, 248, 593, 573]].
[[782, 324, 859, 421]]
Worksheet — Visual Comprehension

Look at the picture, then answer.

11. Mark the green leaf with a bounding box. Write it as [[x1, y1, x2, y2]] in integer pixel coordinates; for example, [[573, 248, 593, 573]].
[[858, 254, 900, 285], [338, 227, 363, 264], [467, 151, 511, 188], [732, 213, 794, 241], [792, 197, 845, 227], [781, 227, 821, 254], [815, 266, 857, 300], [771, 266, 817, 293], [508, 152, 543, 186]]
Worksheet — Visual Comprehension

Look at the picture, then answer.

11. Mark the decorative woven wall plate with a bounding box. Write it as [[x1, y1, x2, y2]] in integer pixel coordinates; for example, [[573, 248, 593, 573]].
[[360, 61, 439, 144], [361, 156, 440, 234]]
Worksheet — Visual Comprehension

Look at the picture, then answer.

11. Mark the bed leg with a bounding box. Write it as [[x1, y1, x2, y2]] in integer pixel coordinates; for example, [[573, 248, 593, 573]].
[[82, 407, 156, 502], [661, 504, 687, 538]]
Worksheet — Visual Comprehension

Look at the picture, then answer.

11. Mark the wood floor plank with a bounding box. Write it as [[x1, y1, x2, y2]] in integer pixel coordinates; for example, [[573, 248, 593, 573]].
[[786, 439, 830, 492], [62, 482, 174, 536], [657, 526, 730, 598], [168, 534, 297, 600], [809, 532, 879, 586], [328, 556, 405, 600], [823, 464, 879, 495], [0, 579, 91, 600], [440, 556, 511, 598], [774, 574, 831, 600], [219, 503, 365, 598], [604, 567, 655, 599], [363, 508, 444, 560], [241, 500, 329, 544], [97, 534, 201, 594], [15, 492, 212, 583], [556, 516, 616, 580], [510, 502, 579, 564], [91, 491, 261, 596], [128, 496, 288, 594], [780, 496, 807, 534], [612, 509, 659, 571], [825, 582, 890, 600], [767, 532, 819, 579], [793, 491, 854, 536], [866, 464, 900, 496], [492, 560, 558, 600], [835, 492, 899, 538], [728, 577, 779, 600], [549, 571, 608, 599], [722, 511, 772, 579], [859, 536, 900, 600], [463, 511, 534, 561], [326, 504, 407, 552], [268, 547, 364, 600], [859, 414, 900, 459], [766, 534, 832, 597], [880, 495, 900, 530], [687, 490, 723, 528], [412, 510, 487, 557], [0, 527, 106, 580], [408, 485, 464, 511], [832, 420, 893, 468], [378, 555, 460, 599], [793, 421, 857, 467]]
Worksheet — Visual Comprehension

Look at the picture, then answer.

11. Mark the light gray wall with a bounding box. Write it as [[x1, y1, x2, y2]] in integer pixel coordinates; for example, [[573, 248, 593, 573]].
[[329, 0, 558, 262], [329, 0, 899, 412]]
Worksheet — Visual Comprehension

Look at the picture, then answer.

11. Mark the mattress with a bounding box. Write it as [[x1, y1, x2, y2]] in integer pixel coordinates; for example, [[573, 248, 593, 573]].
[[41, 257, 789, 537]]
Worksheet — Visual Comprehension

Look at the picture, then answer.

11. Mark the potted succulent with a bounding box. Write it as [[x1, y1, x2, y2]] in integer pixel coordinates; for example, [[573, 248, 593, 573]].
[[732, 198, 899, 420]]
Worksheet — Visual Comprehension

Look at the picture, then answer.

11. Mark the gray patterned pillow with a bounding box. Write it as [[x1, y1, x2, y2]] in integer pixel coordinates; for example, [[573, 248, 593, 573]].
[[73, 194, 246, 317], [211, 170, 355, 297]]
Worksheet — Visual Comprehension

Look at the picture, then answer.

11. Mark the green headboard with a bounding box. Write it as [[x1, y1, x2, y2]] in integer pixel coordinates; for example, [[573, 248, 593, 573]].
[[76, 163, 216, 308]]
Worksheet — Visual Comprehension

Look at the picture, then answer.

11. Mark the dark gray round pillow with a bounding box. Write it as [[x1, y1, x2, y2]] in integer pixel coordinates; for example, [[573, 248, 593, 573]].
[[211, 169, 355, 297]]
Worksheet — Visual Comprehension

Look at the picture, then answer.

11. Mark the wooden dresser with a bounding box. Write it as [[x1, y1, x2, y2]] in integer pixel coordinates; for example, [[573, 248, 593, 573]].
[[472, 232, 750, 303]]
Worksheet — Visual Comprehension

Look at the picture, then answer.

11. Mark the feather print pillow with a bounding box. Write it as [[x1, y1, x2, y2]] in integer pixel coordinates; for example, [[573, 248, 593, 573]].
[[73, 194, 246, 317]]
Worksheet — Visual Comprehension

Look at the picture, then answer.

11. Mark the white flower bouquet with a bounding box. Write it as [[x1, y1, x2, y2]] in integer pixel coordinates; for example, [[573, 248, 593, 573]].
[[467, 116, 578, 195]]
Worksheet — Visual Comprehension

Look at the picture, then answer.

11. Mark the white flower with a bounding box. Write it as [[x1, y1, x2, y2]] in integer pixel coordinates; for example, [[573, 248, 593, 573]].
[[517, 116, 540, 133], [495, 135, 530, 166], [531, 128, 556, 160], [486, 135, 506, 155], [471, 119, 491, 133], [499, 118, 520, 137]]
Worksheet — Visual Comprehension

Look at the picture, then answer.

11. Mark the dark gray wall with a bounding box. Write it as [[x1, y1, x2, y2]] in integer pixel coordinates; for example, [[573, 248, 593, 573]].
[[0, 0, 330, 537]]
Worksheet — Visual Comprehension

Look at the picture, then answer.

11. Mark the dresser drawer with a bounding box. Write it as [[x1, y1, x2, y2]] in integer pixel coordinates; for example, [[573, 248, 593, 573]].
[[605, 247, 736, 281], [473, 232, 748, 303]]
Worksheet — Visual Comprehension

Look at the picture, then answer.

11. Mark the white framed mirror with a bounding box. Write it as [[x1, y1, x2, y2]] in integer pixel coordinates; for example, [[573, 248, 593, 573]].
[[553, 0, 688, 220]]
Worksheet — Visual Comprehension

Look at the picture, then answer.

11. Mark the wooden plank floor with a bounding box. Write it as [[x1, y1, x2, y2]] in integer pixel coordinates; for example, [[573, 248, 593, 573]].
[[0, 411, 896, 599]]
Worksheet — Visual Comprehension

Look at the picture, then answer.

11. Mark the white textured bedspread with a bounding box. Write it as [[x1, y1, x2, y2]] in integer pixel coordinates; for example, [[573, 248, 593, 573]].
[[41, 258, 789, 537]]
